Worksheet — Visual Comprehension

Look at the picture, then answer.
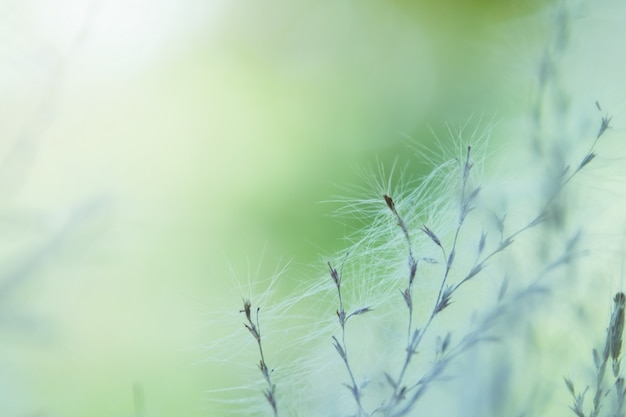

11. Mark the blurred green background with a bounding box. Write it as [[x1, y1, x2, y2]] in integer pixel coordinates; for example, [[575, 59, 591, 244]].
[[0, 0, 565, 416]]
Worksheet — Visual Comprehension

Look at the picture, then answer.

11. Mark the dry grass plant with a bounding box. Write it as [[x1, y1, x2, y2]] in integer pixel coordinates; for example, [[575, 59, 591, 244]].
[[226, 3, 625, 417]]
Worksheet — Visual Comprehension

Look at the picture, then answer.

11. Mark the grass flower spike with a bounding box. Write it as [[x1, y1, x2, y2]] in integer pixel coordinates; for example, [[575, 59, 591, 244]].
[[229, 3, 626, 417]]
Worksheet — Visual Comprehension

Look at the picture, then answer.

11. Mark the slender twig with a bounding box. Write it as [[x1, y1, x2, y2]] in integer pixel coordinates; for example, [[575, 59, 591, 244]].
[[241, 299, 278, 417], [329, 257, 371, 417], [383, 105, 607, 415], [383, 146, 476, 414], [392, 237, 579, 417]]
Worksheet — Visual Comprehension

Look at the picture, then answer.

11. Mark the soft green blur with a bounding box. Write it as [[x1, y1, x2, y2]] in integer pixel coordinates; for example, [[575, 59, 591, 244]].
[[0, 1, 562, 416]]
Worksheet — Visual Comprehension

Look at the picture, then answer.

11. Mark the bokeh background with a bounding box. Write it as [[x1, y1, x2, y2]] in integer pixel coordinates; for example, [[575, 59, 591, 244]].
[[2, 0, 625, 416]]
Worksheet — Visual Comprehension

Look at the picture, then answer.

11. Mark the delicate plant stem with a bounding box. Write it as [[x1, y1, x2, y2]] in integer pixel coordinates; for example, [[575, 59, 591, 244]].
[[381, 104, 607, 415], [241, 299, 278, 417], [329, 258, 370, 417]]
